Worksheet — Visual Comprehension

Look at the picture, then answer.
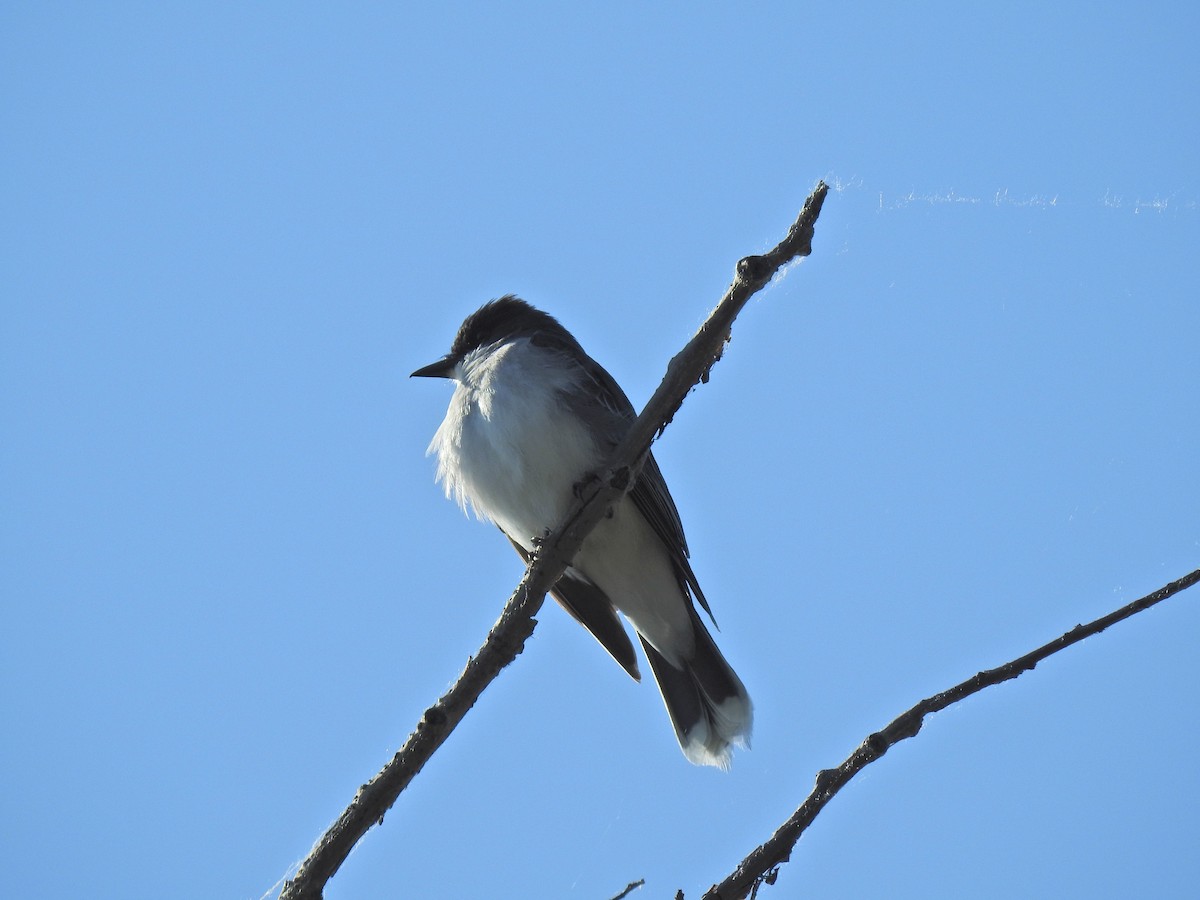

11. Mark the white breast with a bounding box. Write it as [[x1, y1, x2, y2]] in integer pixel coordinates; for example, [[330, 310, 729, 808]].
[[427, 338, 602, 549]]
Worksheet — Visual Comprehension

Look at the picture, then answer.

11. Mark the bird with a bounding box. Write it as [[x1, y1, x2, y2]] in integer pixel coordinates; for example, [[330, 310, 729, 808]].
[[412, 295, 752, 768]]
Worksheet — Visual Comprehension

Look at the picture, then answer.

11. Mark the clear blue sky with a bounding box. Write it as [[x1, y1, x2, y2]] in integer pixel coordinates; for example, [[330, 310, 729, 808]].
[[3, 3, 1198, 898]]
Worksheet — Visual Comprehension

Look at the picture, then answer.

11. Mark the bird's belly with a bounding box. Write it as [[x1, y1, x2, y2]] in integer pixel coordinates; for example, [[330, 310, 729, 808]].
[[574, 497, 695, 663]]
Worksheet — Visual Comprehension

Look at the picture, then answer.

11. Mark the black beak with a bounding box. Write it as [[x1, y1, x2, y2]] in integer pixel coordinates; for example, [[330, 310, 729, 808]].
[[411, 355, 458, 379]]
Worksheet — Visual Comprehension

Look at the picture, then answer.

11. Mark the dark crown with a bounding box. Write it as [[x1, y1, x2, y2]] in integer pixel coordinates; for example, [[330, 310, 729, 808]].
[[450, 295, 583, 359]]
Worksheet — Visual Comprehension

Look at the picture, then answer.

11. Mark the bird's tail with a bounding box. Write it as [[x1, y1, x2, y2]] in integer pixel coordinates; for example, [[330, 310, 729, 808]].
[[639, 612, 753, 770]]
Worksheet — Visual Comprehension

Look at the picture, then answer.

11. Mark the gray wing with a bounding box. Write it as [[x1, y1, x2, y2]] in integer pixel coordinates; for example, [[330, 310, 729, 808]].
[[558, 348, 716, 625], [632, 452, 715, 624]]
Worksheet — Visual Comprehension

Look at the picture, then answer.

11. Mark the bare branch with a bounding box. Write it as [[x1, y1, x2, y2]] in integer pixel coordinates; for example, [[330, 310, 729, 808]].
[[703, 567, 1200, 900], [609, 878, 645, 900], [278, 181, 830, 899]]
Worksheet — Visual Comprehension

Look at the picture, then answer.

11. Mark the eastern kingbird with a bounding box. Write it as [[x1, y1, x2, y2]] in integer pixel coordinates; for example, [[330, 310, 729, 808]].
[[412, 295, 752, 768]]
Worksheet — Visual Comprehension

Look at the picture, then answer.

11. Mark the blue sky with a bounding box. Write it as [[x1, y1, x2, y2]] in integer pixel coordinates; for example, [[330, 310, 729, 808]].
[[3, 3, 1198, 898]]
